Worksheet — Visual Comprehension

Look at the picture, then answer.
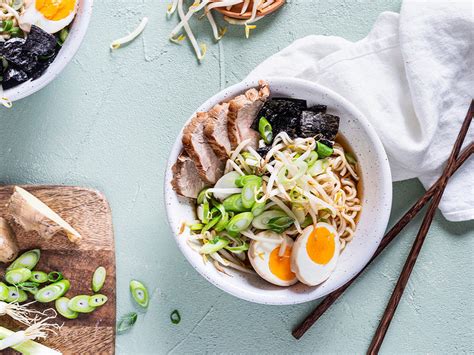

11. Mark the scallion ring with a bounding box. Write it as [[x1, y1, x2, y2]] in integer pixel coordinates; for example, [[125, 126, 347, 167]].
[[170, 310, 181, 324], [5, 268, 32, 285], [68, 295, 96, 313], [35, 280, 70, 303], [55, 297, 78, 319], [92, 266, 106, 293], [47, 271, 63, 282], [130, 280, 149, 308], [7, 249, 40, 271], [117, 312, 137, 333], [29, 271, 48, 283], [258, 117, 273, 144], [89, 294, 108, 307]]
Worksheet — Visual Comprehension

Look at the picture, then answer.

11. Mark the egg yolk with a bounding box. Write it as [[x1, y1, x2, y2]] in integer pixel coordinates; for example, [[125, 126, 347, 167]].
[[36, 0, 76, 21], [269, 245, 295, 281], [306, 226, 335, 265]]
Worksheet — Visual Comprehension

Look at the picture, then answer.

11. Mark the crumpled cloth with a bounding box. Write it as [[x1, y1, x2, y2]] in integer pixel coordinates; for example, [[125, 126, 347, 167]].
[[246, 0, 473, 221]]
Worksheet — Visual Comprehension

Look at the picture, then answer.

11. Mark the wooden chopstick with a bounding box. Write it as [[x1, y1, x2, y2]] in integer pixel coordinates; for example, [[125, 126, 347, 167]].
[[292, 105, 474, 340], [368, 100, 474, 354]]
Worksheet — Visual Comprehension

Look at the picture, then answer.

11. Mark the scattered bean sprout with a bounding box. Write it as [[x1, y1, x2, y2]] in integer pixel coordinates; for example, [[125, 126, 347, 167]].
[[110, 17, 148, 50]]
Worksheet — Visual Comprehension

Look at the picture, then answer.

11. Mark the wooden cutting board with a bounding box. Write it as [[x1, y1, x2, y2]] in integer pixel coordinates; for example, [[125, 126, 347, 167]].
[[0, 185, 116, 355]]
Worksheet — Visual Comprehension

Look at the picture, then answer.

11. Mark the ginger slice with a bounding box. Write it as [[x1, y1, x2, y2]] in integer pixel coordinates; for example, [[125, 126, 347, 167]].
[[0, 217, 19, 263], [7, 186, 81, 244]]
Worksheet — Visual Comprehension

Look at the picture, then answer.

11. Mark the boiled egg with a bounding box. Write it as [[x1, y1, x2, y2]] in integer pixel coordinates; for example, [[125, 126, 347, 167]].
[[20, 0, 78, 34], [291, 223, 340, 286], [248, 231, 298, 287]]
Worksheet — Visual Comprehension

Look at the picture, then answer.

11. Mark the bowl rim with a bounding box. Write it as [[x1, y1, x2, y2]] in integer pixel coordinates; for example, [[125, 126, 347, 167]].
[[4, 0, 94, 102], [164, 77, 392, 305]]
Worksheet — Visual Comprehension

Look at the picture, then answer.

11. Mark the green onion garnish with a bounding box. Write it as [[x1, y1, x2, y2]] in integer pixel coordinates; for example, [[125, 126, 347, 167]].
[[258, 117, 273, 144], [170, 310, 181, 324], [117, 312, 138, 333]]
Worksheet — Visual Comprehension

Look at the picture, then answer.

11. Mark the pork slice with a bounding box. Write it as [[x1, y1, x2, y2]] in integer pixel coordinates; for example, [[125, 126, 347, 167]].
[[171, 151, 208, 198], [182, 112, 225, 184], [204, 102, 231, 160], [228, 80, 270, 150]]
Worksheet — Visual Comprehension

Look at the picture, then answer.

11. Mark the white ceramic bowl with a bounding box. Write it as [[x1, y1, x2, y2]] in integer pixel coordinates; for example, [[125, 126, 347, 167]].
[[4, 0, 94, 102], [165, 77, 392, 305]]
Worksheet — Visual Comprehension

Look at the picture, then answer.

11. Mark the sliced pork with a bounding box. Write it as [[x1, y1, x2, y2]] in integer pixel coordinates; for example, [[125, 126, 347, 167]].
[[228, 80, 270, 149], [204, 103, 231, 160], [171, 152, 208, 198], [182, 112, 225, 184]]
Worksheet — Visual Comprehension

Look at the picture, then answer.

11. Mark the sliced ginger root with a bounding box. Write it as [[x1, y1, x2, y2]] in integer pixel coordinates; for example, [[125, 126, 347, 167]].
[[0, 217, 19, 263], [7, 186, 82, 244]]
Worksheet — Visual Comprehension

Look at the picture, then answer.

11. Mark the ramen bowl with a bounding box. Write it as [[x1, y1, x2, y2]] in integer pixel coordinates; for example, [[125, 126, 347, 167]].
[[4, 0, 93, 102], [165, 77, 392, 305]]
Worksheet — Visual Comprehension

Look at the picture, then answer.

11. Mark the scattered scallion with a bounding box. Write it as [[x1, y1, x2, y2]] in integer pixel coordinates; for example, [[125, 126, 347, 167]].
[[316, 141, 334, 158], [68, 295, 96, 313], [130, 280, 149, 308], [170, 310, 181, 324], [47, 271, 63, 283], [92, 266, 107, 293], [258, 117, 273, 144], [117, 312, 138, 334], [7, 249, 40, 271], [226, 212, 253, 233]]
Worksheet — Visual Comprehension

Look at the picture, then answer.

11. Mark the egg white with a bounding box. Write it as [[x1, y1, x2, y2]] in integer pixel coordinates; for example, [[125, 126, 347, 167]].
[[20, 0, 78, 34], [291, 223, 340, 286], [248, 231, 298, 287]]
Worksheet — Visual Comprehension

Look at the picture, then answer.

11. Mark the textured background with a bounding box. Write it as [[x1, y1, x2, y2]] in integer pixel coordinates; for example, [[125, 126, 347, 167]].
[[1, 1, 473, 354]]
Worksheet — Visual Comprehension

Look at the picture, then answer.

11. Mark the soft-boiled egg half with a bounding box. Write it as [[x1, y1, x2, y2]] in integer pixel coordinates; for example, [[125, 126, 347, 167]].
[[248, 232, 298, 287], [20, 0, 78, 34], [291, 223, 340, 286]]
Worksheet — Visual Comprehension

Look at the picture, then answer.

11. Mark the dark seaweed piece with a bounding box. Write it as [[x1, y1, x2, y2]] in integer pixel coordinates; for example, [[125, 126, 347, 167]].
[[254, 99, 304, 138], [256, 145, 271, 157], [300, 111, 340, 147], [2, 67, 29, 89], [272, 97, 307, 108], [31, 51, 58, 81], [307, 104, 327, 114], [0, 38, 38, 73], [23, 25, 56, 56]]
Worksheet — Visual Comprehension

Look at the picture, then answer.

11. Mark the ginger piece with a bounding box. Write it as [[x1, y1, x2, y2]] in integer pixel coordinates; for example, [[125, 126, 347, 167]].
[[0, 217, 19, 263], [7, 186, 81, 244]]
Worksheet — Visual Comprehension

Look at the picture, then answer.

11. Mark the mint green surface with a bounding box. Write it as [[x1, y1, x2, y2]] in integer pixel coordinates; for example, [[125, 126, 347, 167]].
[[1, 1, 473, 354]]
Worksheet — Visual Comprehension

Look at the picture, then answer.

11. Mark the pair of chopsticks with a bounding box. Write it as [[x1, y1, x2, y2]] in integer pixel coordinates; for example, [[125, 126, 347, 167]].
[[293, 100, 474, 351]]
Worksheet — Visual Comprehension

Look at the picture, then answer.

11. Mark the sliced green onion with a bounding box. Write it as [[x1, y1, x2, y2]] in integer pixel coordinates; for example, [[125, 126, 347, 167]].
[[226, 212, 253, 233], [305, 151, 319, 166], [200, 237, 229, 254], [267, 215, 294, 233], [47, 271, 63, 282], [197, 188, 209, 204], [170, 310, 181, 324], [223, 194, 247, 212], [17, 281, 40, 294], [0, 283, 8, 301], [58, 28, 69, 45], [214, 212, 229, 232], [201, 215, 221, 234], [68, 295, 95, 313], [130, 280, 149, 308], [35, 280, 70, 303], [117, 312, 137, 333], [225, 242, 249, 252], [6, 287, 27, 303], [7, 249, 40, 271], [241, 180, 260, 209], [235, 175, 262, 188], [9, 27, 21, 37], [308, 158, 329, 176], [55, 297, 78, 319], [252, 210, 287, 230], [201, 202, 210, 224], [29, 271, 48, 283], [212, 171, 241, 200], [190, 223, 204, 231], [92, 266, 107, 293], [345, 152, 357, 165], [251, 201, 266, 217], [316, 141, 333, 158], [89, 294, 108, 307], [0, 20, 13, 32], [5, 268, 32, 285], [258, 117, 273, 144]]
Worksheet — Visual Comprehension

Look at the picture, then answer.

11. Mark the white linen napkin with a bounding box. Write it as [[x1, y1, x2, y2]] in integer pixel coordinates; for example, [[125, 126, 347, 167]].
[[246, 0, 473, 222]]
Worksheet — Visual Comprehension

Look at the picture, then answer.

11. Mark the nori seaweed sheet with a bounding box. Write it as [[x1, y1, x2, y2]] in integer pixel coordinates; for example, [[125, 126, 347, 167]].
[[300, 111, 340, 146], [255, 99, 304, 137], [307, 104, 327, 114], [0, 25, 61, 89]]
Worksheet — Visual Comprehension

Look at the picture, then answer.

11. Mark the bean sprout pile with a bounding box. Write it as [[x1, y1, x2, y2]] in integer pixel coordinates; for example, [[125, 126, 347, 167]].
[[186, 131, 362, 275], [168, 0, 274, 60]]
